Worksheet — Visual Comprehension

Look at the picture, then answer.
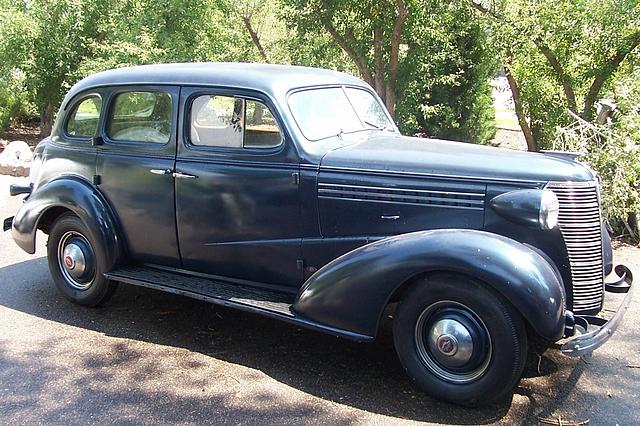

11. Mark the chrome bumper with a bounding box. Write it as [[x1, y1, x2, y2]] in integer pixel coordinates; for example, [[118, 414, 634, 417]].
[[561, 265, 634, 357]]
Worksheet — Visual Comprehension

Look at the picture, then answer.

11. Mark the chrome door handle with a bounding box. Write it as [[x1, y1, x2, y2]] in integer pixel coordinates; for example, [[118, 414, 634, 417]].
[[150, 169, 172, 175], [172, 171, 198, 179]]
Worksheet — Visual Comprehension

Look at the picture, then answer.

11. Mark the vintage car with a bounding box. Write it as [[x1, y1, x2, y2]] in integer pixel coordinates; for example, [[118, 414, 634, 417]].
[[4, 63, 634, 406]]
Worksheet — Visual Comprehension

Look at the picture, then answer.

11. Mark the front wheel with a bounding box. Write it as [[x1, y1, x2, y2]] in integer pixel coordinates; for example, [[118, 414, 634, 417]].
[[47, 213, 118, 306], [393, 273, 527, 406]]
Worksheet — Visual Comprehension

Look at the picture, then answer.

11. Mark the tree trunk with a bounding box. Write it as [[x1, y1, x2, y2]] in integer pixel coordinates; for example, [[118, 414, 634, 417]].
[[324, 23, 375, 87], [40, 101, 54, 137], [242, 16, 269, 63], [505, 67, 538, 151], [385, 0, 407, 120], [373, 27, 385, 101]]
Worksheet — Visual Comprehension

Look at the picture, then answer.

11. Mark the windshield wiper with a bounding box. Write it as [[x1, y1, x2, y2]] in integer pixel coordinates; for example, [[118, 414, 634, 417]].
[[363, 120, 386, 130]]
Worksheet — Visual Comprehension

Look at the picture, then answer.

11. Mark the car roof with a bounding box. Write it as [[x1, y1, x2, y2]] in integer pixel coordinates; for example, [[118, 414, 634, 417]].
[[66, 62, 367, 103]]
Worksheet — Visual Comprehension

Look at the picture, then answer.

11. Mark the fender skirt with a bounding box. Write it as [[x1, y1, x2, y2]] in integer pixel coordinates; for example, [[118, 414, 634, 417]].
[[293, 230, 566, 341], [12, 177, 121, 266]]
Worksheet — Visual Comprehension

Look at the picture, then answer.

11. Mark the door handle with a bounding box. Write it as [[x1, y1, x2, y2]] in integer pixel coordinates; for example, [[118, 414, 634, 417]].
[[172, 171, 198, 179], [150, 169, 172, 175]]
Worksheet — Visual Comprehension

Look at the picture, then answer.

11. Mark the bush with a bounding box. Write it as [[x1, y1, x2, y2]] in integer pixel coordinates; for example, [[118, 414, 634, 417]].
[[0, 70, 33, 132], [395, 2, 497, 144]]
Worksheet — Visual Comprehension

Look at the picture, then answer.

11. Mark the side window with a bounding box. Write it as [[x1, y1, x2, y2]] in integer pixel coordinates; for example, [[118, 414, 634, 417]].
[[190, 95, 282, 149], [107, 91, 172, 143], [244, 100, 283, 148], [65, 96, 102, 138], [190, 95, 243, 148]]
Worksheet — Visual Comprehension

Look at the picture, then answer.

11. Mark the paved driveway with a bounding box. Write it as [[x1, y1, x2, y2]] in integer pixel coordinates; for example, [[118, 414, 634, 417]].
[[0, 174, 638, 425]]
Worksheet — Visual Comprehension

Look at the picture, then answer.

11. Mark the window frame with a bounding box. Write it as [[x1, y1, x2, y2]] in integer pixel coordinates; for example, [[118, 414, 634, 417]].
[[102, 86, 177, 148], [62, 93, 103, 141], [184, 89, 285, 154]]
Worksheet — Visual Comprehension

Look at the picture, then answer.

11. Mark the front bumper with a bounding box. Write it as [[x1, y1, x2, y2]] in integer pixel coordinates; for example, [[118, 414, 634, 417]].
[[561, 265, 634, 356]]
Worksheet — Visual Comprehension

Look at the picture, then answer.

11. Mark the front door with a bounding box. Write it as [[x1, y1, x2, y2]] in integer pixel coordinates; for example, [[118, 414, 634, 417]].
[[175, 88, 301, 287], [96, 86, 180, 266]]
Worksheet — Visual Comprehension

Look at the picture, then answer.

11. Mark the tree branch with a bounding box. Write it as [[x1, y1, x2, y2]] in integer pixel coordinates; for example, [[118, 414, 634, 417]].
[[373, 27, 385, 100], [386, 0, 408, 118], [505, 64, 538, 151], [470, 1, 578, 112], [582, 29, 640, 120], [242, 15, 269, 63], [532, 36, 577, 112], [324, 22, 375, 86]]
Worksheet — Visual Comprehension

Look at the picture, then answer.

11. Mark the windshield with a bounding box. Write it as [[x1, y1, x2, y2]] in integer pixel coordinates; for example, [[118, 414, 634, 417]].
[[288, 86, 393, 141]]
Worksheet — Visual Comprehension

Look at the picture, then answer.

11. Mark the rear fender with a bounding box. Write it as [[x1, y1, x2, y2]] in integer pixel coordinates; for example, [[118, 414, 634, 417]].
[[12, 176, 122, 266], [293, 230, 566, 341]]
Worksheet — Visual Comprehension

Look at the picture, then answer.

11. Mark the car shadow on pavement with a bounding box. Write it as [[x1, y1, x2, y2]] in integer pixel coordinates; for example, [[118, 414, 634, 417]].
[[0, 257, 632, 425]]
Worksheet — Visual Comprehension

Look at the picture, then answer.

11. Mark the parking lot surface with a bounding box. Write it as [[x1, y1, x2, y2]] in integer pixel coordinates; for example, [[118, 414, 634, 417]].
[[1, 175, 638, 425]]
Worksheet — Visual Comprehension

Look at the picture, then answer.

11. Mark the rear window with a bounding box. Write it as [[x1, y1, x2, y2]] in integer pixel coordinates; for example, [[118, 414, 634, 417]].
[[107, 91, 172, 143], [65, 96, 102, 138]]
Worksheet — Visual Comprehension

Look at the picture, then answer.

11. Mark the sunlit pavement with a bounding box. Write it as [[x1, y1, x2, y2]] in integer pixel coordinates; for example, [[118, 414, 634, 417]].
[[1, 174, 638, 425]]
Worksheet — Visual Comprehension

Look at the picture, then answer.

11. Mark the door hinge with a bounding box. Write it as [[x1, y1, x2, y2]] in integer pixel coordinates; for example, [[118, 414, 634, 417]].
[[292, 172, 300, 186], [92, 175, 101, 185]]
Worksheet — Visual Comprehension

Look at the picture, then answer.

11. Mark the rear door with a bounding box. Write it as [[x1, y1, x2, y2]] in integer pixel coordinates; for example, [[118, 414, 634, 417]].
[[175, 87, 302, 287], [96, 86, 180, 266]]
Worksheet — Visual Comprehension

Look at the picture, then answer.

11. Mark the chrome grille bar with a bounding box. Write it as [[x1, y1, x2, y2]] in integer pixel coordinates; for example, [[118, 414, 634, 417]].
[[547, 181, 604, 313]]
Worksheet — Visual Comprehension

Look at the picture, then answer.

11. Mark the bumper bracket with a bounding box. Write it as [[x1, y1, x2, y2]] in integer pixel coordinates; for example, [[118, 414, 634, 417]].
[[561, 265, 634, 357]]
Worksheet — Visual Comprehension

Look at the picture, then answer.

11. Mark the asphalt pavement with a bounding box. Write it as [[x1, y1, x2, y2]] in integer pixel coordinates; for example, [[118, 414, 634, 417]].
[[0, 174, 638, 425]]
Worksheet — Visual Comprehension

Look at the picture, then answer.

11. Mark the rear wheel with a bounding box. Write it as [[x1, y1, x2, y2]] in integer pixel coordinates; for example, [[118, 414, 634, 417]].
[[393, 273, 527, 406], [47, 213, 117, 306]]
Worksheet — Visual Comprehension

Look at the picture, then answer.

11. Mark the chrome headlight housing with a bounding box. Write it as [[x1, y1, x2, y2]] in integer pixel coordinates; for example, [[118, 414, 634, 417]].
[[539, 190, 559, 230], [490, 189, 560, 230]]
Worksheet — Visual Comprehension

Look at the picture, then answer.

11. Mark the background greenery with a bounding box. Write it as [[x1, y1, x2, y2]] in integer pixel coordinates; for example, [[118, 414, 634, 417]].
[[0, 0, 638, 239]]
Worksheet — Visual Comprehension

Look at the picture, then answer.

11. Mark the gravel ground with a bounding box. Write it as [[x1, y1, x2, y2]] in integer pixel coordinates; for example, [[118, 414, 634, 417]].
[[0, 174, 638, 425]]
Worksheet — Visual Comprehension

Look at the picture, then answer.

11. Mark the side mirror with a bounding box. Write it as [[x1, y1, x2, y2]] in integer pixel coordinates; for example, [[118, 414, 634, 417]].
[[92, 136, 104, 146]]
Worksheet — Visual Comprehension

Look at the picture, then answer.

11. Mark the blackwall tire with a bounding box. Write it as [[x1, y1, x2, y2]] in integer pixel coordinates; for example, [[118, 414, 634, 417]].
[[47, 213, 118, 306], [393, 273, 527, 406]]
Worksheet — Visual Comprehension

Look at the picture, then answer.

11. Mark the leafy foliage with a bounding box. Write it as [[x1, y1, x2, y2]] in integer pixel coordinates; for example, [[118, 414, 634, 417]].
[[282, 0, 497, 143], [474, 0, 640, 149]]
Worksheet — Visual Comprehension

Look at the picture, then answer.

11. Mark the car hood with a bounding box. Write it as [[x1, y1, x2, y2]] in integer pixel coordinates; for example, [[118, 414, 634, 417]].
[[319, 133, 595, 184]]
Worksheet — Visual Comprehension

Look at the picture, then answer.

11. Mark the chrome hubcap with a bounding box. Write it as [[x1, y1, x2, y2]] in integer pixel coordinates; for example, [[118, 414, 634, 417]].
[[415, 301, 492, 384], [57, 231, 95, 290], [63, 243, 87, 278]]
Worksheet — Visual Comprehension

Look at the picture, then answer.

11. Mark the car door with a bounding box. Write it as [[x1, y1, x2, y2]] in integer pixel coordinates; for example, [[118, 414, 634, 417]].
[[175, 87, 302, 287], [96, 86, 180, 267]]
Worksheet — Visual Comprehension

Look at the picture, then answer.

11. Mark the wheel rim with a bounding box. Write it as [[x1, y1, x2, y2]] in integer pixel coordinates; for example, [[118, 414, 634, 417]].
[[414, 300, 492, 384], [57, 231, 96, 290]]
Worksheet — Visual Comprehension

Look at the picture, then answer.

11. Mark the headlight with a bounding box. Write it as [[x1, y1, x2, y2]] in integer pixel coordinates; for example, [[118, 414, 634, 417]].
[[539, 190, 559, 230], [490, 189, 560, 230]]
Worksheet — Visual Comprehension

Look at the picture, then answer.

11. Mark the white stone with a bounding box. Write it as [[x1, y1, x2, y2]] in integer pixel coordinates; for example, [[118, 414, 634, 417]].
[[0, 140, 32, 177]]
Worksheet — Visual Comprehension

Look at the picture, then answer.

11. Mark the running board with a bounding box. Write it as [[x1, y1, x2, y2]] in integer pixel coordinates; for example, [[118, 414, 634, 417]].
[[105, 265, 295, 317]]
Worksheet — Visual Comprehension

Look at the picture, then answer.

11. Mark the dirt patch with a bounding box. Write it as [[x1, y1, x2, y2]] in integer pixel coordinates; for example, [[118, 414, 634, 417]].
[[0, 123, 42, 149], [490, 127, 527, 150]]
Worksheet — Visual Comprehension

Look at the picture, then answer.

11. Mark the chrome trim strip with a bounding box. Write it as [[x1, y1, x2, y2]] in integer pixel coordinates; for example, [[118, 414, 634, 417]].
[[318, 182, 485, 198], [318, 195, 485, 210], [318, 188, 485, 206]]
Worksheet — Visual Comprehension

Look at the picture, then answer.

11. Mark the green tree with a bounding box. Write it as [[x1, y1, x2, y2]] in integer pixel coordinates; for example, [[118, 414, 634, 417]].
[[0, 0, 252, 136], [282, 0, 496, 143], [0, 0, 110, 135], [470, 0, 640, 151]]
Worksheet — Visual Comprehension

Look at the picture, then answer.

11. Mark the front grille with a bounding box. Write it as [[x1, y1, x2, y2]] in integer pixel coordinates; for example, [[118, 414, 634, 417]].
[[547, 181, 604, 313]]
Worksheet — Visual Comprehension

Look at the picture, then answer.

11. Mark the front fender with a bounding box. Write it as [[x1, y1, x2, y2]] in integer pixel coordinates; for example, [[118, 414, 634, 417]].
[[12, 177, 121, 266], [293, 230, 566, 341]]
